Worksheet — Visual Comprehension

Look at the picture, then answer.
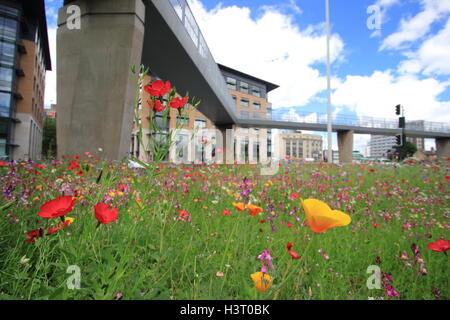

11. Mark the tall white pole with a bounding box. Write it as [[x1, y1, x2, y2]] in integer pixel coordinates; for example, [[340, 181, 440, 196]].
[[326, 0, 333, 163]]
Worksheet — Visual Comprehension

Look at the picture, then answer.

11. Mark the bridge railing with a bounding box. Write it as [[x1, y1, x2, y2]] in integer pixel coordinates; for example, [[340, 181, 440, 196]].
[[243, 109, 450, 133], [168, 0, 235, 111]]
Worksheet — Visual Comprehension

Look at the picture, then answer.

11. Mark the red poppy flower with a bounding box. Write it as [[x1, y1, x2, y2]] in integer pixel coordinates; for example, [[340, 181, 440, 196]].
[[118, 184, 127, 192], [94, 203, 118, 224], [68, 160, 80, 170], [286, 242, 301, 260], [38, 196, 76, 218], [428, 239, 450, 253], [369, 169, 375, 172], [144, 80, 171, 97], [76, 170, 84, 176], [289, 193, 300, 200], [169, 96, 188, 109], [178, 209, 190, 221], [0, 161, 7, 166], [286, 222, 294, 228], [373, 223, 381, 228], [149, 99, 166, 112], [24, 228, 43, 242], [46, 219, 73, 235], [222, 209, 230, 216]]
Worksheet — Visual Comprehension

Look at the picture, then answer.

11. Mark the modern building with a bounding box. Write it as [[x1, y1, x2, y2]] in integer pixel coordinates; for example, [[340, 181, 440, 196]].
[[369, 135, 396, 159], [219, 64, 279, 164], [276, 130, 323, 161], [0, 0, 51, 160], [132, 64, 279, 164]]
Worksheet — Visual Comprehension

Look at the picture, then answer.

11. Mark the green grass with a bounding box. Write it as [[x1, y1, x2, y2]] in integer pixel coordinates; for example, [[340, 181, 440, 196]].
[[0, 158, 448, 300]]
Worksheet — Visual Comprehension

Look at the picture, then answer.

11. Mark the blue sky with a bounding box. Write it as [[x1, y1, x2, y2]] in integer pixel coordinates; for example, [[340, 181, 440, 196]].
[[44, 0, 450, 151]]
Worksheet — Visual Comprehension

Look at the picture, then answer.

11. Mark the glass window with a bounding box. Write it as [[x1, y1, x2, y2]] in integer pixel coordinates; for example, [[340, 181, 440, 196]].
[[240, 98, 249, 107], [0, 17, 18, 41], [286, 140, 291, 156], [240, 128, 249, 134], [240, 81, 249, 94], [195, 118, 206, 129], [0, 41, 15, 66], [252, 86, 261, 97], [152, 115, 170, 131], [252, 113, 261, 120], [232, 95, 237, 104], [0, 92, 11, 117], [0, 5, 19, 18], [0, 67, 13, 91], [0, 137, 6, 159], [226, 77, 236, 90], [253, 102, 261, 110]]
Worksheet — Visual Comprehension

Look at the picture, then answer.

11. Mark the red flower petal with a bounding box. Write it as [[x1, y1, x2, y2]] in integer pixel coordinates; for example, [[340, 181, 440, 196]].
[[38, 196, 76, 218], [94, 203, 118, 224]]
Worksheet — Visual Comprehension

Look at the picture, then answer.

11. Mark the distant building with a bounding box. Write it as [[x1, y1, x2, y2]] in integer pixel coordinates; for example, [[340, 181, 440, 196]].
[[369, 135, 396, 159], [45, 104, 57, 119], [275, 131, 323, 161], [0, 0, 51, 160]]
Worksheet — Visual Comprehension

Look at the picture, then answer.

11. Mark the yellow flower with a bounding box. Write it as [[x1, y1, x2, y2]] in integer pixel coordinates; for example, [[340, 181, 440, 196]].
[[250, 272, 272, 293], [65, 217, 75, 225], [301, 199, 351, 233], [108, 192, 115, 197]]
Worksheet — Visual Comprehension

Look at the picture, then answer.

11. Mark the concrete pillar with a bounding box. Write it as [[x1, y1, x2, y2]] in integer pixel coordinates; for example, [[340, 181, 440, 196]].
[[337, 130, 354, 164], [57, 0, 146, 160], [217, 125, 234, 164], [436, 137, 450, 159]]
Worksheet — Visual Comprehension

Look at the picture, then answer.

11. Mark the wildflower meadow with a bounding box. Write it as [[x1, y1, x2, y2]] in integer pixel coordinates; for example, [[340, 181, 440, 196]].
[[0, 157, 448, 300]]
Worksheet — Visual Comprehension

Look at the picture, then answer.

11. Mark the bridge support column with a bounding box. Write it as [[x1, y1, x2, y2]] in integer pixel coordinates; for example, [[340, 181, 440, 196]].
[[337, 130, 354, 164], [435, 138, 450, 159], [217, 125, 234, 164], [57, 0, 146, 160]]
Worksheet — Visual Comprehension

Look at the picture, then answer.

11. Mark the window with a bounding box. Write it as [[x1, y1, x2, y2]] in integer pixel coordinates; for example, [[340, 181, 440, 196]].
[[292, 142, 297, 158], [0, 92, 11, 117], [252, 86, 261, 97], [0, 5, 19, 18], [226, 77, 236, 90], [0, 137, 6, 159], [152, 114, 170, 131], [253, 128, 259, 134], [0, 67, 13, 91], [240, 128, 249, 134], [177, 114, 189, 126], [0, 17, 18, 41], [0, 41, 15, 66], [253, 102, 261, 110], [286, 140, 291, 157], [232, 95, 237, 104], [240, 98, 249, 107], [240, 111, 249, 119], [240, 81, 249, 94], [195, 118, 206, 129], [252, 113, 261, 120]]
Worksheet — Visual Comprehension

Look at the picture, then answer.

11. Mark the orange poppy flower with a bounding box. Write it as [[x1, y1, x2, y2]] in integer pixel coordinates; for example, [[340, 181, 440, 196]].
[[250, 272, 272, 293], [301, 199, 351, 233], [246, 204, 263, 216], [232, 202, 246, 211]]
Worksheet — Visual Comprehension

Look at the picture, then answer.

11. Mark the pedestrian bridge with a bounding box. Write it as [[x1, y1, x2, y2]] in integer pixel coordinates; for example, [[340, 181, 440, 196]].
[[57, 0, 450, 161]]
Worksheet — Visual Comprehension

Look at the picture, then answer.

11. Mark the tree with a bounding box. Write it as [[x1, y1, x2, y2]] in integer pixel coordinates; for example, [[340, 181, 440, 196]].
[[42, 117, 57, 158], [397, 141, 417, 161]]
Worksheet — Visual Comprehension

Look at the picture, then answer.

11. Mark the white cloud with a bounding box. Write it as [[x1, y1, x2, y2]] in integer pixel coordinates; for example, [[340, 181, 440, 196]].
[[398, 17, 450, 76], [187, 0, 345, 109], [380, 0, 450, 50], [332, 70, 450, 122], [44, 27, 57, 107]]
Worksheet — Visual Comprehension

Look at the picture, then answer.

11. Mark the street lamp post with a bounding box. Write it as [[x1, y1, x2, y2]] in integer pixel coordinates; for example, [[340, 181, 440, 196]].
[[325, 0, 333, 162]]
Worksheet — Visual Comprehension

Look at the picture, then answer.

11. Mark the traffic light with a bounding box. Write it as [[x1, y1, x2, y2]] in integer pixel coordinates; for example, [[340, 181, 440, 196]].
[[395, 134, 403, 147], [395, 104, 401, 115], [399, 117, 405, 128]]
